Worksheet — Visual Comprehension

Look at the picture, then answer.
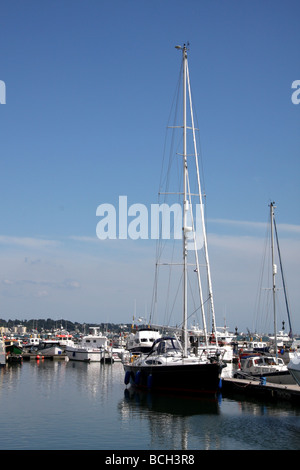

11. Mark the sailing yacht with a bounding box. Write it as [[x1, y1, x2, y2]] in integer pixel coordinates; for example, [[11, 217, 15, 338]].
[[123, 45, 224, 395], [236, 202, 295, 385]]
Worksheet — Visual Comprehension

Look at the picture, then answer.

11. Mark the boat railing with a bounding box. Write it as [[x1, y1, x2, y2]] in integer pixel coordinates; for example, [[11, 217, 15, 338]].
[[234, 370, 262, 382], [197, 346, 225, 363]]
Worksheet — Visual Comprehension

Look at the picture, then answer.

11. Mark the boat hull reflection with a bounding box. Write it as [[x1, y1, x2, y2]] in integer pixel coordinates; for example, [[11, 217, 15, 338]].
[[123, 386, 220, 416]]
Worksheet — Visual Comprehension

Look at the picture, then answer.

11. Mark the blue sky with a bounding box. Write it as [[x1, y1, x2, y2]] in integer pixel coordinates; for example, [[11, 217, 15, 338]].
[[0, 0, 299, 334]]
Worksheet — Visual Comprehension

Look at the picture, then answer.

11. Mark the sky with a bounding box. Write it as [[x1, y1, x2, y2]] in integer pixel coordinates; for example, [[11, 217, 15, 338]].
[[0, 0, 299, 334]]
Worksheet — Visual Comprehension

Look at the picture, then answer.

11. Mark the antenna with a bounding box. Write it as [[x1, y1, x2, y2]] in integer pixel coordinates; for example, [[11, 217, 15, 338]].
[[175, 42, 190, 51]]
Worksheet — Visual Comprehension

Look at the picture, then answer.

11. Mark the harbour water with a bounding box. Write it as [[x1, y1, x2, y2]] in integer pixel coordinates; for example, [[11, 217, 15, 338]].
[[0, 359, 300, 450]]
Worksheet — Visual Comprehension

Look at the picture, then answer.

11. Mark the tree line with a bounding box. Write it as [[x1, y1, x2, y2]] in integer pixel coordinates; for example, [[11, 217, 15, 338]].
[[0, 318, 130, 334]]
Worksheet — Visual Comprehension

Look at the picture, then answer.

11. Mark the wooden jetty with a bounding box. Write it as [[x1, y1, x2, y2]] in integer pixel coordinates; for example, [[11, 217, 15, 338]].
[[221, 376, 300, 404], [22, 352, 68, 361]]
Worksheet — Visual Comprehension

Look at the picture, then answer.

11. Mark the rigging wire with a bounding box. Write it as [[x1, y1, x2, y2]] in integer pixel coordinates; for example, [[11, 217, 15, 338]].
[[150, 49, 212, 337], [273, 216, 293, 337]]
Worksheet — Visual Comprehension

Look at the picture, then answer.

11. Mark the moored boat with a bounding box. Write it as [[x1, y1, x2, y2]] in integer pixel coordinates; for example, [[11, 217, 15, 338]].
[[65, 327, 111, 362], [122, 44, 224, 395], [234, 203, 296, 386], [124, 336, 223, 394], [0, 334, 6, 366], [126, 328, 161, 354], [235, 354, 295, 385], [38, 343, 64, 357]]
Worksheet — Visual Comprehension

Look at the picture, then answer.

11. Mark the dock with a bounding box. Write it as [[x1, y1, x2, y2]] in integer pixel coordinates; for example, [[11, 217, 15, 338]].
[[22, 352, 68, 361], [221, 376, 300, 404]]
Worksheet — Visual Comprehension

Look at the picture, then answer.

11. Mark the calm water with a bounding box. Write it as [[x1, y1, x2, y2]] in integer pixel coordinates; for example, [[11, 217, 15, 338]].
[[0, 359, 300, 450]]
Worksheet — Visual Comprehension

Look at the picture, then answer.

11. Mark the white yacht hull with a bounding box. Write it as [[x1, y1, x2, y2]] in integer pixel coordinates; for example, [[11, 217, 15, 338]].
[[0, 339, 6, 366], [235, 353, 296, 385], [65, 346, 105, 362], [287, 354, 300, 386], [41, 346, 63, 356], [0, 352, 5, 366]]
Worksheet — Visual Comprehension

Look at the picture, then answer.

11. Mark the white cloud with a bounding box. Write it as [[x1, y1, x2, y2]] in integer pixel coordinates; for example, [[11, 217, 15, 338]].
[[0, 236, 61, 249], [209, 218, 300, 235], [0, 222, 299, 334], [207, 230, 300, 334]]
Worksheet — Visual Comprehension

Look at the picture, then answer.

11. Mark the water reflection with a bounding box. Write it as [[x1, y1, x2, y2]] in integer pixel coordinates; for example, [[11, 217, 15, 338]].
[[122, 386, 220, 416], [1, 361, 300, 450], [119, 386, 220, 450], [119, 384, 300, 450], [68, 361, 116, 400]]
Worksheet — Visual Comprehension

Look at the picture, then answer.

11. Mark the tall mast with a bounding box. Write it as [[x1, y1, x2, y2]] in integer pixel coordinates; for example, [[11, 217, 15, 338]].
[[270, 201, 278, 362], [182, 44, 188, 357], [176, 43, 217, 351]]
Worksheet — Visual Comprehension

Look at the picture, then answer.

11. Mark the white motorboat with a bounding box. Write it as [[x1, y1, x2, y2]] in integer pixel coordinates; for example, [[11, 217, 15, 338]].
[[269, 328, 293, 349], [287, 352, 300, 386], [23, 335, 42, 350], [240, 340, 270, 354], [0, 334, 6, 366], [37, 334, 75, 350], [188, 327, 233, 364], [126, 328, 161, 354], [235, 354, 295, 385], [215, 326, 236, 345], [123, 44, 224, 395], [39, 344, 64, 357], [65, 327, 111, 362]]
